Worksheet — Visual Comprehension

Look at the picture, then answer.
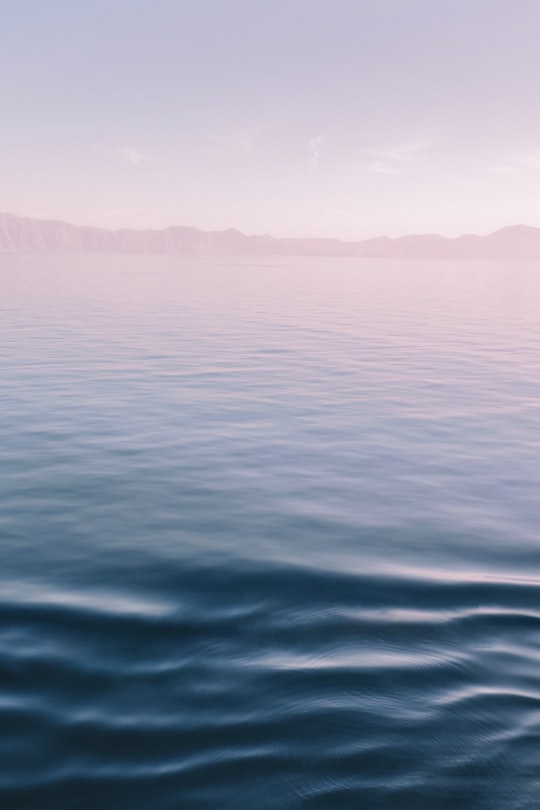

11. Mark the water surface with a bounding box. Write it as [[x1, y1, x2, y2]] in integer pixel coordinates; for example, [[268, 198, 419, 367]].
[[1, 255, 540, 808]]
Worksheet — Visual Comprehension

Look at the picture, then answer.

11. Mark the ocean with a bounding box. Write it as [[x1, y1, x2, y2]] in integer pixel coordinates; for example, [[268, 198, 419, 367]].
[[1, 254, 540, 808]]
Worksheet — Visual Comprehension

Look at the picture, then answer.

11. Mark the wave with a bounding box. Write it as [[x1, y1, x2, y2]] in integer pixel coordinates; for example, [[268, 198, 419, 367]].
[[2, 561, 540, 809]]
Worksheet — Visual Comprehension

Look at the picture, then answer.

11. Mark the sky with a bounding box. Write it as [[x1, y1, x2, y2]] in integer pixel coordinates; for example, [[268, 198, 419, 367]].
[[1, 0, 540, 239]]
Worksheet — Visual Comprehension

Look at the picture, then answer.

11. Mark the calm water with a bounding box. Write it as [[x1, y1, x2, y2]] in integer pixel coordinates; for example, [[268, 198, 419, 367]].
[[1, 254, 540, 809]]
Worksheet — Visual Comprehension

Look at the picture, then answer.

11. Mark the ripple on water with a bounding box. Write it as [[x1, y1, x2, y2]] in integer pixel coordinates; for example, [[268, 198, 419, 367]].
[[2, 255, 540, 808], [1, 561, 540, 808]]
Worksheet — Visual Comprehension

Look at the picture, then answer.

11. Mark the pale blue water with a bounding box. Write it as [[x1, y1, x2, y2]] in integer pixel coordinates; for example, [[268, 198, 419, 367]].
[[1, 254, 540, 808]]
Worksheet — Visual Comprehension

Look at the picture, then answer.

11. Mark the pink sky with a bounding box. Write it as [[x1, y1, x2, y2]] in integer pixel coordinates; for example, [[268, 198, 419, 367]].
[[2, 1, 540, 239]]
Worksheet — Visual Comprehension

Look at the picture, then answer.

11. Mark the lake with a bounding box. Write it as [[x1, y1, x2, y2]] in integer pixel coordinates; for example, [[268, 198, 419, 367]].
[[1, 254, 540, 808]]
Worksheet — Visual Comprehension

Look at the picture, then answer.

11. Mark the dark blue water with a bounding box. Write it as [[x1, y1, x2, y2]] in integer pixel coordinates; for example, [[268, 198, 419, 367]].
[[2, 254, 540, 808]]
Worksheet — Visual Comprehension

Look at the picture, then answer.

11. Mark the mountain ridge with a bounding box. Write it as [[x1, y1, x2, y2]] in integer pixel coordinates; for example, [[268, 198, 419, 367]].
[[1, 213, 540, 260]]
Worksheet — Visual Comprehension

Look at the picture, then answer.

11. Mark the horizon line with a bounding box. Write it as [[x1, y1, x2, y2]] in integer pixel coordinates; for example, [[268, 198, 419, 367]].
[[1, 210, 539, 244]]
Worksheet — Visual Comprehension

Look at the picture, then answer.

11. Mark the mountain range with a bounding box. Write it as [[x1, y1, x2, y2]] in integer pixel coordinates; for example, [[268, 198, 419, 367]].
[[1, 213, 540, 260]]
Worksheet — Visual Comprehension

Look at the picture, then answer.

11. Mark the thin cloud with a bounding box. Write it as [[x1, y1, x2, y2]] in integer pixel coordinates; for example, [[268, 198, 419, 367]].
[[122, 147, 153, 165], [205, 124, 271, 154], [487, 165, 519, 176], [360, 160, 403, 175], [522, 153, 540, 170], [308, 135, 324, 172], [358, 140, 429, 174], [487, 149, 540, 175]]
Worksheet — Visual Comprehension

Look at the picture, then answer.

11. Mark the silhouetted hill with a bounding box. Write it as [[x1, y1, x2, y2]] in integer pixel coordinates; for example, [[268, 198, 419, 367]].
[[1, 213, 540, 259]]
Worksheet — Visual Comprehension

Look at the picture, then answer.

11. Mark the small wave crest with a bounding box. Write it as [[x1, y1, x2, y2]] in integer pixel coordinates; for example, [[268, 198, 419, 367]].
[[1, 561, 540, 808]]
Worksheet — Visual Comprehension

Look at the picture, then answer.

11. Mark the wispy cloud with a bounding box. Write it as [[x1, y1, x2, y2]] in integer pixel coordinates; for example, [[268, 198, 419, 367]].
[[358, 140, 429, 174], [205, 124, 271, 154], [522, 152, 540, 170], [487, 165, 519, 176], [122, 146, 153, 165], [308, 135, 324, 172], [487, 150, 540, 175], [359, 159, 403, 175]]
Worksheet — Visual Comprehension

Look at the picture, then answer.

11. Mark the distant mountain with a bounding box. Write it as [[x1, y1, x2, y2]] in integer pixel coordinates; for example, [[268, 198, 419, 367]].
[[1, 213, 540, 259]]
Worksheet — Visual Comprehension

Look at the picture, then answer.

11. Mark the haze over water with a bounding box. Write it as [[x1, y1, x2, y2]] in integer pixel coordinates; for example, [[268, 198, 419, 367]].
[[2, 255, 540, 808]]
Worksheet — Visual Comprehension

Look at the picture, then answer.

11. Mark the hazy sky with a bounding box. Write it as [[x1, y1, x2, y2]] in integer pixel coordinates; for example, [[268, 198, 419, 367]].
[[2, 0, 540, 238]]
